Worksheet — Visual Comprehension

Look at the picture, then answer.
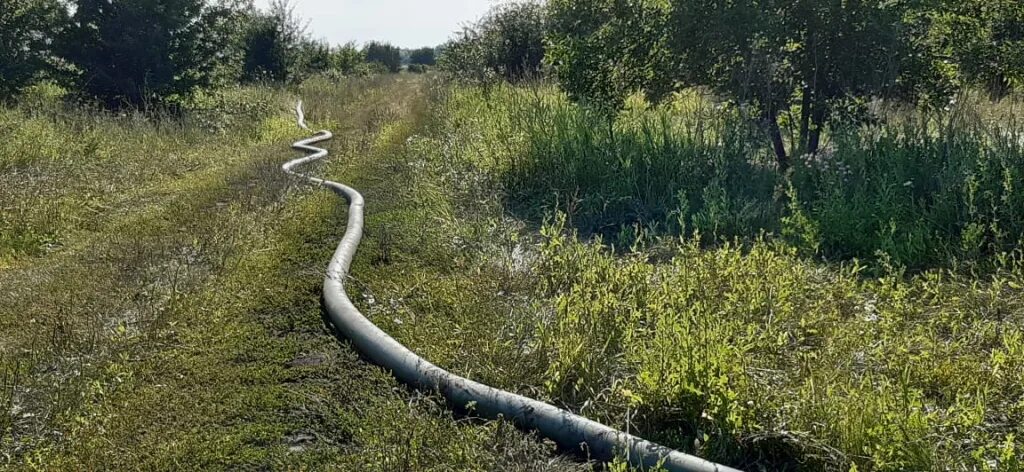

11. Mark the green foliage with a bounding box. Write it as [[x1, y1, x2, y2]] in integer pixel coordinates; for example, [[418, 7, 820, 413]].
[[547, 0, 676, 110], [0, 0, 68, 100], [928, 0, 1024, 98], [240, 0, 307, 83], [437, 83, 1024, 270], [298, 39, 334, 76], [372, 78, 1024, 468], [546, 0, 954, 168], [670, 0, 935, 165], [296, 40, 366, 78], [409, 47, 437, 66], [438, 1, 546, 83], [332, 42, 368, 75], [62, 0, 240, 108], [533, 223, 1024, 470], [364, 41, 402, 73]]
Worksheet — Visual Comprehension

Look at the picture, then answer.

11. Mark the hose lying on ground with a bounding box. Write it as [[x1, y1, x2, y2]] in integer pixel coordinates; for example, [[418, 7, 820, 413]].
[[284, 101, 742, 472]]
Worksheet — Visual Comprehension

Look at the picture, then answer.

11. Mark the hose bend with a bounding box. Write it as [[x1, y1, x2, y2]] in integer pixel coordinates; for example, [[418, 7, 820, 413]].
[[284, 101, 742, 472]]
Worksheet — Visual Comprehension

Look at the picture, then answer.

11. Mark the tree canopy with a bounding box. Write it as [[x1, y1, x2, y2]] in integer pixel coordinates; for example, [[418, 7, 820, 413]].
[[0, 0, 68, 99], [364, 41, 402, 73], [439, 2, 547, 83], [63, 0, 239, 107], [547, 0, 967, 169], [409, 47, 437, 66]]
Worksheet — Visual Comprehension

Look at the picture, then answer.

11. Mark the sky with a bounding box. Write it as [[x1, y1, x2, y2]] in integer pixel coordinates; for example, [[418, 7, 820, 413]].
[[253, 0, 498, 49]]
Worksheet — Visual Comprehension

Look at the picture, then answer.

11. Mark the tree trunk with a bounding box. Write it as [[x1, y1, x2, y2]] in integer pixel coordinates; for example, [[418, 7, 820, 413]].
[[798, 86, 812, 155], [988, 74, 1010, 101], [807, 98, 827, 155], [766, 109, 789, 172]]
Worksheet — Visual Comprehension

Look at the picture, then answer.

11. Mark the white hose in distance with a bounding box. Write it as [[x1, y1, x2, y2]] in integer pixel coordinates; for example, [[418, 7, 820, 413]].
[[284, 101, 742, 472]]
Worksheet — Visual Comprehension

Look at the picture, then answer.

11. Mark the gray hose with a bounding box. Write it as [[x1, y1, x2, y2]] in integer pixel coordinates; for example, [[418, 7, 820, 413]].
[[285, 101, 742, 472]]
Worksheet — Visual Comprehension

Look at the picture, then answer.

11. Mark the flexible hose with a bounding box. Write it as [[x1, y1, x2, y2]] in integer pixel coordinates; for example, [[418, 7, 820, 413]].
[[284, 101, 742, 472]]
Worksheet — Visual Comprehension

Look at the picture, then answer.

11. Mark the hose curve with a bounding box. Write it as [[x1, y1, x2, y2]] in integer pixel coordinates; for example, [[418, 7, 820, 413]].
[[284, 100, 742, 472]]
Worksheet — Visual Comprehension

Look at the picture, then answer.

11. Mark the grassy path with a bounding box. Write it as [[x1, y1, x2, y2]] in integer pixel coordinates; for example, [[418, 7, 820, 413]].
[[1, 76, 574, 470]]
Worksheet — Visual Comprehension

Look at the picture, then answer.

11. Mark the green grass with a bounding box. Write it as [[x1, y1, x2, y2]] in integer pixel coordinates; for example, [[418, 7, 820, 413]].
[[531, 225, 1023, 471], [0, 75, 576, 471], [429, 84, 1024, 271], [346, 81, 1024, 471], [4, 73, 1022, 472]]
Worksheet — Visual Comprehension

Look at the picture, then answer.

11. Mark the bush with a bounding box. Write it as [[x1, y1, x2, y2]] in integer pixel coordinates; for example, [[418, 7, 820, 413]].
[[364, 41, 402, 73], [409, 47, 436, 66], [63, 0, 239, 108], [534, 221, 1024, 470], [332, 42, 367, 76], [297, 40, 332, 77], [0, 0, 68, 100], [240, 0, 306, 83], [929, 0, 1024, 98], [438, 2, 546, 83], [547, 0, 676, 110]]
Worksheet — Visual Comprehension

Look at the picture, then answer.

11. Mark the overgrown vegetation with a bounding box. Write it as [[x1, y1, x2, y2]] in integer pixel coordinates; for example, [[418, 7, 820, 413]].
[[0, 0, 427, 108], [0, 75, 582, 471], [4, 1, 1024, 471], [434, 85, 1024, 270], [0, 0, 68, 99], [438, 1, 546, 83], [363, 79, 1023, 471]]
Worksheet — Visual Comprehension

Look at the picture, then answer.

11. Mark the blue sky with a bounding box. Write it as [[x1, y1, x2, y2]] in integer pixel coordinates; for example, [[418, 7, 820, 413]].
[[253, 0, 498, 49]]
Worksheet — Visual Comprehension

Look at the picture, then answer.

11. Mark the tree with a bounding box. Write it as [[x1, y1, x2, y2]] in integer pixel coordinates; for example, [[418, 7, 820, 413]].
[[929, 0, 1024, 98], [333, 42, 367, 75], [0, 0, 68, 99], [671, 0, 936, 168], [409, 47, 436, 66], [63, 0, 240, 108], [547, 0, 676, 109], [240, 0, 307, 83], [439, 2, 546, 83], [364, 41, 401, 73], [548, 0, 938, 170]]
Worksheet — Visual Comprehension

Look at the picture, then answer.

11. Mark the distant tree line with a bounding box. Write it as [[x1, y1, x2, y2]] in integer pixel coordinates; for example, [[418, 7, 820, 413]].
[[439, 0, 1024, 167], [0, 0, 434, 109]]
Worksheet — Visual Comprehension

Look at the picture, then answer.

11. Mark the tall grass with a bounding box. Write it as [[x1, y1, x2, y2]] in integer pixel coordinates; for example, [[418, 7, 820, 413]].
[[408, 82, 1024, 470], [436, 84, 1024, 270]]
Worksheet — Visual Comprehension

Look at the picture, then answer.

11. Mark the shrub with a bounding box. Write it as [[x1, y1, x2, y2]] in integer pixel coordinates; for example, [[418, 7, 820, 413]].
[[240, 0, 307, 83], [547, 0, 676, 110], [63, 0, 239, 108], [547, 0, 952, 169], [364, 41, 402, 73], [929, 0, 1024, 98], [297, 40, 332, 77], [332, 42, 367, 76], [534, 220, 1024, 470], [438, 2, 546, 83], [437, 83, 1024, 269], [409, 47, 437, 66]]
